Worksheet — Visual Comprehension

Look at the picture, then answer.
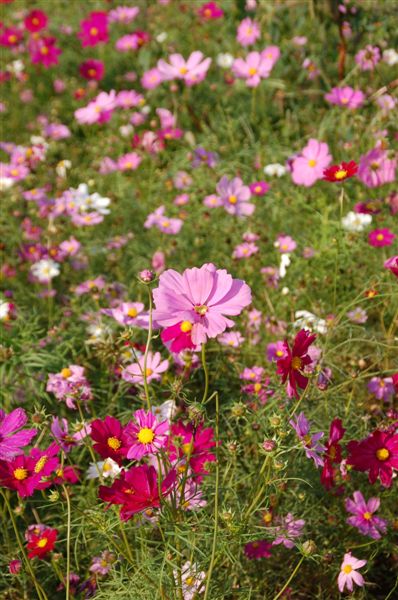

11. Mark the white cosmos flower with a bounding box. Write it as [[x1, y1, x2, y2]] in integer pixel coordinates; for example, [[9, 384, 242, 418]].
[[87, 458, 121, 480], [0, 177, 14, 190], [216, 53, 234, 68], [294, 310, 327, 334], [151, 400, 176, 423], [0, 301, 11, 320], [56, 160, 72, 178], [341, 211, 372, 232], [264, 163, 286, 177], [279, 253, 291, 278], [156, 32, 168, 43], [31, 259, 60, 282], [383, 48, 398, 66], [70, 183, 111, 215]]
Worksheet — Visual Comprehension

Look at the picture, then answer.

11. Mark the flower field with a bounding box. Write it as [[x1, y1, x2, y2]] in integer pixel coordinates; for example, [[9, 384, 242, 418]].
[[0, 1, 397, 599]]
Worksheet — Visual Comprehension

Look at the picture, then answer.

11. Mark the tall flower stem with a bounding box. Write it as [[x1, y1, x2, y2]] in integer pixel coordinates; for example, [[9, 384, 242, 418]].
[[142, 284, 154, 411], [62, 485, 71, 600], [203, 392, 220, 600], [201, 344, 209, 404], [244, 455, 271, 518], [272, 555, 305, 600], [1, 490, 48, 600]]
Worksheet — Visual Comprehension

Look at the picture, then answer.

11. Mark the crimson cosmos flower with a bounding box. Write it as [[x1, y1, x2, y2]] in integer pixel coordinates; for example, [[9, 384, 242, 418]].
[[323, 160, 358, 182], [320, 418, 346, 490], [27, 527, 58, 559], [90, 416, 129, 464], [347, 429, 398, 487], [276, 329, 316, 398]]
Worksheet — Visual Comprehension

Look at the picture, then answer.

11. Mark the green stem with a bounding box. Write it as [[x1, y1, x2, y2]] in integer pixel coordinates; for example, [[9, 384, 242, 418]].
[[1, 490, 48, 600], [203, 392, 220, 600], [142, 285, 154, 411], [201, 344, 209, 404], [62, 485, 71, 600], [272, 555, 305, 600], [244, 455, 271, 518]]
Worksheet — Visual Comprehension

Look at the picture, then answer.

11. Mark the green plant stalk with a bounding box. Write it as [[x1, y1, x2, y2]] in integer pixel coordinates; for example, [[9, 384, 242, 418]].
[[1, 489, 48, 600], [142, 284, 154, 411], [201, 343, 209, 404], [62, 484, 71, 600], [203, 392, 220, 600], [272, 555, 305, 600]]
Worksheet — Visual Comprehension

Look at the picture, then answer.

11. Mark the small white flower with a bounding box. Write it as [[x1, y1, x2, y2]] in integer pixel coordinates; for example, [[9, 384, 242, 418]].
[[264, 163, 286, 177], [341, 211, 372, 232], [216, 53, 234, 69], [279, 253, 291, 278], [294, 310, 327, 334], [86, 323, 111, 344], [87, 458, 121, 480], [31, 259, 60, 282], [0, 301, 11, 321], [156, 32, 168, 43], [281, 287, 290, 295], [0, 177, 14, 190], [141, 105, 151, 115], [7, 59, 24, 74], [30, 135, 48, 148], [56, 159, 72, 178], [70, 183, 111, 215], [383, 48, 398, 66], [119, 124, 134, 137], [151, 400, 176, 423]]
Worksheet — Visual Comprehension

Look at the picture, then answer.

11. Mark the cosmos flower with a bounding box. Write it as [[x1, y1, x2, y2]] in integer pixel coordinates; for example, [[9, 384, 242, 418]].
[[78, 11, 108, 47], [125, 410, 168, 460], [323, 160, 358, 182], [345, 491, 387, 539], [216, 176, 254, 217], [324, 86, 365, 109], [30, 259, 60, 283], [272, 513, 305, 548], [102, 302, 148, 328], [338, 553, 366, 593], [27, 527, 58, 560], [357, 147, 396, 188], [198, 2, 224, 20], [341, 211, 372, 232], [290, 412, 325, 467], [122, 352, 169, 385], [244, 540, 273, 559], [276, 329, 316, 398], [232, 51, 277, 87], [320, 417, 345, 490], [347, 429, 398, 487], [152, 263, 252, 345], [157, 52, 211, 86], [368, 228, 396, 247], [355, 45, 381, 70], [368, 377, 395, 402], [24, 10, 48, 33], [291, 139, 332, 187], [384, 255, 398, 278], [79, 59, 104, 81], [0, 408, 36, 460], [237, 18, 261, 46]]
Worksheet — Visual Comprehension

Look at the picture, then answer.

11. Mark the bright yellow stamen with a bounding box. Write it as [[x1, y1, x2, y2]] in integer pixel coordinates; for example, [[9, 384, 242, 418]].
[[343, 565, 352, 574], [194, 304, 208, 316], [145, 368, 153, 376], [137, 428, 155, 444], [363, 511, 372, 520], [341, 97, 349, 104], [90, 27, 98, 36], [276, 350, 284, 357], [334, 169, 347, 180], [88, 68, 96, 77], [248, 67, 257, 76], [14, 468, 28, 480], [185, 576, 195, 586], [263, 511, 272, 524], [308, 159, 317, 167], [291, 356, 302, 370], [34, 456, 48, 473], [103, 462, 112, 472], [303, 434, 312, 447], [61, 368, 72, 379], [254, 382, 262, 393], [179, 67, 188, 75], [180, 321, 192, 332], [107, 437, 121, 450], [254, 185, 262, 192], [182, 442, 192, 455], [228, 195, 237, 204], [8, 35, 17, 43], [376, 234, 384, 241], [36, 538, 48, 548], [376, 448, 389, 461], [40, 47, 49, 55], [127, 307, 138, 318]]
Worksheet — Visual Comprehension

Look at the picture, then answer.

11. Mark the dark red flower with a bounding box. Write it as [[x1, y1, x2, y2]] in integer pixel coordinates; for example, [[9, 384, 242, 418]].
[[169, 421, 216, 480], [323, 160, 358, 182], [244, 540, 273, 559], [79, 59, 104, 81], [99, 464, 176, 521], [90, 416, 129, 464], [27, 527, 58, 559], [24, 10, 48, 33], [276, 329, 317, 398], [347, 430, 398, 487], [320, 418, 345, 490], [198, 2, 224, 20]]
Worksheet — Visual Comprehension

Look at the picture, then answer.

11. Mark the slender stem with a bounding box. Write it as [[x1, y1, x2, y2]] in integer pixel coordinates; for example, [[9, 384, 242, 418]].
[[119, 519, 134, 563], [272, 555, 305, 600], [1, 490, 48, 600], [62, 485, 71, 600], [142, 285, 153, 411], [244, 455, 270, 518], [203, 392, 220, 600], [201, 344, 209, 404]]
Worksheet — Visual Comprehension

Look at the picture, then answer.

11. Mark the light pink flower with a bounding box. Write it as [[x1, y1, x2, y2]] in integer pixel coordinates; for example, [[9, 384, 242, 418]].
[[157, 51, 211, 86], [338, 552, 367, 593], [291, 139, 332, 187], [216, 176, 254, 216], [122, 352, 169, 385], [102, 302, 148, 327], [232, 50, 277, 87], [74, 91, 116, 125], [324, 86, 365, 109], [236, 18, 261, 47]]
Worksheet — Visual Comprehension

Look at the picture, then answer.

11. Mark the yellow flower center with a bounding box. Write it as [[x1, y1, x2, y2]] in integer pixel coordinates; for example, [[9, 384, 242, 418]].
[[308, 159, 317, 168], [303, 434, 312, 447], [254, 382, 262, 393], [127, 307, 138, 318], [291, 356, 302, 370], [341, 97, 349, 104], [145, 368, 153, 376], [263, 511, 272, 524], [185, 576, 195, 586], [13, 468, 28, 481], [255, 185, 262, 192], [9, 35, 17, 43], [363, 511, 372, 520], [61, 368, 72, 379], [90, 27, 98, 36], [10, 169, 19, 176], [100, 559, 108, 567], [179, 67, 188, 75], [37, 538, 48, 548], [376, 448, 389, 461], [107, 437, 121, 450], [88, 68, 96, 77], [276, 350, 284, 357], [161, 220, 170, 227], [103, 462, 112, 472], [194, 304, 208, 316], [40, 46, 49, 55], [334, 169, 347, 180], [34, 456, 48, 473], [248, 67, 257, 76], [376, 234, 384, 241], [228, 195, 237, 204], [137, 428, 155, 444], [343, 565, 352, 574], [180, 321, 193, 332], [32, 18, 39, 25], [182, 442, 192, 455]]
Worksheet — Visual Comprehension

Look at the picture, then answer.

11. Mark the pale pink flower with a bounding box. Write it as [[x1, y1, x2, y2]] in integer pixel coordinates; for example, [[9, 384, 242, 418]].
[[338, 552, 367, 593], [157, 52, 211, 86], [291, 139, 332, 187], [122, 352, 169, 385], [236, 18, 260, 47]]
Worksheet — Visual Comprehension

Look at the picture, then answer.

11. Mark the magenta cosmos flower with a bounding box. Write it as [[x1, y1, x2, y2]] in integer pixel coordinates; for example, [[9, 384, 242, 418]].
[[152, 264, 252, 345], [291, 139, 332, 187], [357, 147, 396, 188], [237, 18, 261, 47], [0, 408, 36, 460], [125, 409, 168, 460], [324, 86, 365, 109], [384, 255, 398, 278], [157, 52, 211, 86], [347, 429, 398, 487], [232, 51, 276, 87], [338, 553, 367, 593], [355, 45, 381, 70], [345, 490, 387, 539], [216, 176, 254, 216], [368, 228, 396, 247], [122, 351, 169, 385]]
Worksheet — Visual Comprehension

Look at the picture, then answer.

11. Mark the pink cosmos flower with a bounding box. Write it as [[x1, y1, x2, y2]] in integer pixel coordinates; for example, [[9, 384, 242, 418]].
[[152, 263, 252, 345], [302, 58, 320, 79], [203, 194, 222, 208], [59, 237, 80, 256], [291, 139, 332, 187], [144, 206, 183, 235], [233, 242, 258, 259], [78, 12, 108, 47], [237, 18, 261, 47], [0, 27, 23, 48], [115, 90, 144, 108], [74, 91, 116, 125], [157, 52, 211, 86], [198, 2, 224, 20], [117, 153, 142, 171], [46, 365, 93, 410], [141, 67, 163, 89], [217, 176, 254, 216], [232, 51, 276, 87], [338, 553, 367, 593], [29, 37, 62, 68], [0, 409, 36, 461], [355, 45, 381, 70], [24, 10, 48, 33], [218, 331, 245, 347], [368, 228, 396, 247], [347, 429, 398, 488], [79, 59, 104, 81], [272, 513, 305, 548], [51, 417, 90, 453], [108, 6, 140, 24], [384, 255, 398, 278], [115, 32, 149, 52], [75, 276, 106, 295], [357, 147, 396, 188], [102, 302, 148, 328], [122, 351, 169, 385], [240, 366, 265, 382], [324, 86, 365, 109], [290, 412, 325, 467], [244, 540, 272, 559], [275, 235, 296, 253], [345, 491, 387, 539], [249, 181, 270, 196], [125, 409, 168, 460]]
